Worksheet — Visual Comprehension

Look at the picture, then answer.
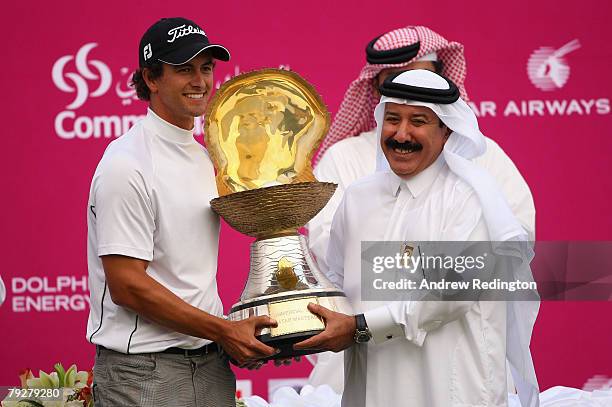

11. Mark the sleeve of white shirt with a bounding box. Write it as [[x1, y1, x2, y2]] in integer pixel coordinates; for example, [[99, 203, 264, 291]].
[[93, 154, 155, 261], [307, 148, 347, 276], [364, 188, 490, 346]]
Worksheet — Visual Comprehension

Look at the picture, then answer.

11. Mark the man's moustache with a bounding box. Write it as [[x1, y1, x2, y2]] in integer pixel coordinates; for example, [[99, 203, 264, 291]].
[[384, 138, 423, 152]]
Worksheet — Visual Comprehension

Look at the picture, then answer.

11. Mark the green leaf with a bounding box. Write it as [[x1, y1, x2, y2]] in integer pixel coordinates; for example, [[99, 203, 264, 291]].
[[54, 363, 66, 387], [38, 371, 54, 388], [64, 365, 77, 388], [75, 371, 88, 386], [26, 378, 41, 388]]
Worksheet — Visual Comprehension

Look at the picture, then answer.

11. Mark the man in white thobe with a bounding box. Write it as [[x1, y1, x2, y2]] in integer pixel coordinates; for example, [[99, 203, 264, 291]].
[[309, 26, 535, 276], [296, 70, 539, 407], [307, 25, 535, 393]]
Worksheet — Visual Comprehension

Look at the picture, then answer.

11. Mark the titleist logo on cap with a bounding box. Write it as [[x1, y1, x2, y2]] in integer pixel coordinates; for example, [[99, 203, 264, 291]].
[[167, 24, 206, 43]]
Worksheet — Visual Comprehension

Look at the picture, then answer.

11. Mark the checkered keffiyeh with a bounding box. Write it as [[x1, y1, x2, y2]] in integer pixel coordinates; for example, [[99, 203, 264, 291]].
[[316, 26, 468, 162]]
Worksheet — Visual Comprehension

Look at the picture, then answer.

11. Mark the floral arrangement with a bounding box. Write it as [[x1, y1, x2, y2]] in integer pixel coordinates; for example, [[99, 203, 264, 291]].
[[1, 364, 93, 407], [237, 385, 341, 407]]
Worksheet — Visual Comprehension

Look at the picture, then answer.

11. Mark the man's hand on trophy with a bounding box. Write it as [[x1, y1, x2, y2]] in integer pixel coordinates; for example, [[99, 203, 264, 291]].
[[242, 356, 302, 370], [293, 303, 356, 353], [273, 356, 301, 367], [218, 316, 279, 367]]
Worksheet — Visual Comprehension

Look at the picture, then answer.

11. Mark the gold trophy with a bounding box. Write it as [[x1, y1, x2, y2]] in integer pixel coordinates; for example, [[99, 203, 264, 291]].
[[205, 69, 353, 360]]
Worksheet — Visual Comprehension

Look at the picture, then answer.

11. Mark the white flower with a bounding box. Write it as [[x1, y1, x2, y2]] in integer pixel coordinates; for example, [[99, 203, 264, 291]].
[[241, 385, 341, 407]]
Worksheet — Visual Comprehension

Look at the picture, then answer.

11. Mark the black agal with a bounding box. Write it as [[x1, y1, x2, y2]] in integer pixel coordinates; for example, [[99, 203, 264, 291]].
[[366, 36, 420, 65], [379, 71, 460, 104]]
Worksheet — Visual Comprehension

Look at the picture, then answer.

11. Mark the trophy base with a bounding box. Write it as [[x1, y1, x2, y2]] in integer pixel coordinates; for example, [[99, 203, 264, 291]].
[[257, 330, 324, 361], [228, 289, 353, 361]]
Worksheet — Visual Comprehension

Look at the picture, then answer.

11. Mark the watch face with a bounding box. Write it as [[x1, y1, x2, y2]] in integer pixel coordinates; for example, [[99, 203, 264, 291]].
[[356, 331, 371, 343]]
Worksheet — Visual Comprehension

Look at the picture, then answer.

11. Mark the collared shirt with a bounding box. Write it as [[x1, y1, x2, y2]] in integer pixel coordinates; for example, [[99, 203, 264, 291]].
[[387, 148, 447, 197], [86, 109, 222, 354], [328, 157, 508, 407]]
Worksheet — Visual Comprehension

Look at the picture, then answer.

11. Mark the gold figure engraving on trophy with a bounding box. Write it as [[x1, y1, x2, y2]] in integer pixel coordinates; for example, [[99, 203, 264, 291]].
[[206, 70, 337, 240], [206, 70, 327, 196], [276, 257, 299, 290], [268, 297, 325, 337], [402, 242, 414, 258]]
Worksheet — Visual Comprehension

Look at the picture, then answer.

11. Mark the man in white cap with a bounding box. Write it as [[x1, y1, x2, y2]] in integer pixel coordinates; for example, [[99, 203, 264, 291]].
[[87, 17, 277, 406], [296, 70, 539, 407]]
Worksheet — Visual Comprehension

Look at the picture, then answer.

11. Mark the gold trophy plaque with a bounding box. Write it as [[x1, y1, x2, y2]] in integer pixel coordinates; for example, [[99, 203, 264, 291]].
[[205, 69, 353, 360]]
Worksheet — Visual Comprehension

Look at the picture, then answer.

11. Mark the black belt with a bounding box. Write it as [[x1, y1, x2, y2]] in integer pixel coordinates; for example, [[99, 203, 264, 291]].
[[97, 342, 219, 357], [162, 342, 219, 356]]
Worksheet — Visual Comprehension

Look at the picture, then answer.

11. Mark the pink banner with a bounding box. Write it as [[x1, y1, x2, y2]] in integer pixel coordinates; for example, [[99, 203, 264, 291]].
[[2, 0, 611, 399]]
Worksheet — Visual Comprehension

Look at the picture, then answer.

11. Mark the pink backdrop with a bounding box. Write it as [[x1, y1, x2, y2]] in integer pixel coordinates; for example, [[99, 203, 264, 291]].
[[2, 0, 611, 399]]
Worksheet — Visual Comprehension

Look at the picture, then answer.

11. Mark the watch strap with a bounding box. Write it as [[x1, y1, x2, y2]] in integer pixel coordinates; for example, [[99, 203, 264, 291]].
[[355, 313, 367, 330]]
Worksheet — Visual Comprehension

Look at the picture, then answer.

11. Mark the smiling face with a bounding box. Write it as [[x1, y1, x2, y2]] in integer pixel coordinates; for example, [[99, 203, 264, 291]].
[[145, 52, 215, 129], [381, 102, 450, 178]]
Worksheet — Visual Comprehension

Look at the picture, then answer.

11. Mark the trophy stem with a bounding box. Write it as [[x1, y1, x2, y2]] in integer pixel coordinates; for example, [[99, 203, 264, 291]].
[[228, 234, 353, 360], [255, 229, 299, 241]]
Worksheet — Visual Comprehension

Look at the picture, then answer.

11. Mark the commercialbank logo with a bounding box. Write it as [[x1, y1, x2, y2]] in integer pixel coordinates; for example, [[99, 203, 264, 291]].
[[52, 42, 141, 140], [527, 39, 581, 91], [51, 43, 291, 140]]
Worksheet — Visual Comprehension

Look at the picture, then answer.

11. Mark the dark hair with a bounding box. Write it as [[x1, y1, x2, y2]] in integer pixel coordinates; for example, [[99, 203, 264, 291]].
[[131, 62, 164, 101], [433, 60, 444, 75], [373, 60, 445, 92]]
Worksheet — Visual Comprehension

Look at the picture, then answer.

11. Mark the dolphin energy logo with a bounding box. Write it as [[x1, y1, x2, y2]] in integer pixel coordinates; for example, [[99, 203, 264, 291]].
[[527, 39, 581, 91]]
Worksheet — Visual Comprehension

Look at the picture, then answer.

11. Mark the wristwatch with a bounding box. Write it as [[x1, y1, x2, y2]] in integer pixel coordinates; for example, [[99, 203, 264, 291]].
[[354, 314, 372, 343]]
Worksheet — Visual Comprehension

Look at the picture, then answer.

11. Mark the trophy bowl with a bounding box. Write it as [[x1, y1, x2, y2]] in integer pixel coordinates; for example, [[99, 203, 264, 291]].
[[210, 182, 337, 238], [205, 69, 353, 360]]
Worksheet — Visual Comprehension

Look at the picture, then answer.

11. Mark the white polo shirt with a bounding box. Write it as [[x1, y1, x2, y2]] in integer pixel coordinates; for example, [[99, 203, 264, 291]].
[[86, 109, 222, 354]]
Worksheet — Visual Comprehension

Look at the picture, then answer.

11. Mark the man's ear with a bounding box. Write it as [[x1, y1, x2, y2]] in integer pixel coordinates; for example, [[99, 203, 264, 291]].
[[442, 124, 452, 141], [142, 68, 160, 95]]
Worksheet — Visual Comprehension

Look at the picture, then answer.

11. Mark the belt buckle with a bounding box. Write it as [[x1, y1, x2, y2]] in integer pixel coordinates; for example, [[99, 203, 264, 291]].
[[183, 345, 208, 358]]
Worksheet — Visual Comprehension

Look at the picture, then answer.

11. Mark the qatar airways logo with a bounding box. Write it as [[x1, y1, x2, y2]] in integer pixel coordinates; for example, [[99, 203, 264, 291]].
[[468, 39, 609, 118], [527, 39, 581, 91]]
